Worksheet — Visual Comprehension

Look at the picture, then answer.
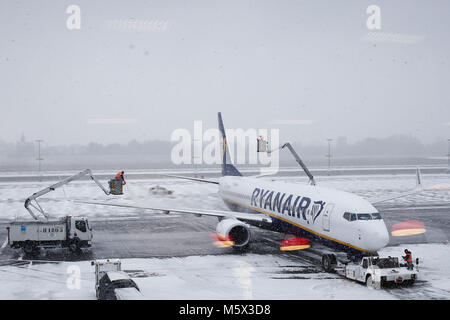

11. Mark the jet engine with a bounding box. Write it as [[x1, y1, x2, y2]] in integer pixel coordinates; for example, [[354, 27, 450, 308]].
[[215, 218, 251, 249]]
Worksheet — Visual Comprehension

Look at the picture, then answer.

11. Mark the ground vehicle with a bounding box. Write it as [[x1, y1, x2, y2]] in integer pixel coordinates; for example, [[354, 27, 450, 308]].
[[7, 215, 92, 255], [92, 259, 142, 300], [98, 271, 142, 300], [149, 185, 173, 195], [6, 169, 114, 255], [322, 253, 419, 289]]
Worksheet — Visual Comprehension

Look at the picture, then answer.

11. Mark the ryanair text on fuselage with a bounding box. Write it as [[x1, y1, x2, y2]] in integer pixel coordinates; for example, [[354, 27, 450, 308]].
[[250, 188, 326, 225]]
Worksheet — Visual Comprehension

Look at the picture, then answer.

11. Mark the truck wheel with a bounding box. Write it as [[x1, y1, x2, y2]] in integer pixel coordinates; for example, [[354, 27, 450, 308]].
[[366, 275, 375, 289], [322, 254, 336, 273], [23, 241, 35, 255], [69, 238, 81, 254], [32, 246, 41, 256], [405, 279, 415, 286]]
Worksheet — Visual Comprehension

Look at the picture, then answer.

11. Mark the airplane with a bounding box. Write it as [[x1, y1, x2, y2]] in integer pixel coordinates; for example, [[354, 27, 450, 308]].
[[81, 112, 434, 264]]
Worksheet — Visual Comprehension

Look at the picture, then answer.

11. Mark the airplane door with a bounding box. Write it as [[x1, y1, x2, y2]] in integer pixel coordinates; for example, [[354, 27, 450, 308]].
[[322, 204, 335, 232]]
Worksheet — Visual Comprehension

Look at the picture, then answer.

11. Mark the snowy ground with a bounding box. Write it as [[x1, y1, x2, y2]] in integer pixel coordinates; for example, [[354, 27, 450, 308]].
[[0, 172, 449, 299], [0, 243, 449, 300]]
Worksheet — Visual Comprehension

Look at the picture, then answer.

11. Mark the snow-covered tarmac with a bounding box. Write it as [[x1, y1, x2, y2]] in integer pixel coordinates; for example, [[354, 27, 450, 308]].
[[0, 243, 449, 300], [0, 173, 449, 299]]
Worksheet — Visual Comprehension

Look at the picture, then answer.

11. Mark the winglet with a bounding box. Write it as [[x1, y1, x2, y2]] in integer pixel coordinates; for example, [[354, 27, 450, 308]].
[[416, 167, 422, 189]]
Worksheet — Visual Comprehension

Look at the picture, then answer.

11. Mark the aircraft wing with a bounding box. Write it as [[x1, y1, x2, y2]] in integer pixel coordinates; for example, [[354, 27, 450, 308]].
[[75, 200, 272, 224], [368, 168, 450, 204], [369, 184, 450, 204], [368, 187, 423, 205], [247, 171, 278, 179], [162, 174, 219, 184]]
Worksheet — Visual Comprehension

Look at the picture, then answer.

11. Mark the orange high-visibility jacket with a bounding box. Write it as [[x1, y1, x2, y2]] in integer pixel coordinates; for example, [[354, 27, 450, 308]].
[[405, 253, 412, 263]]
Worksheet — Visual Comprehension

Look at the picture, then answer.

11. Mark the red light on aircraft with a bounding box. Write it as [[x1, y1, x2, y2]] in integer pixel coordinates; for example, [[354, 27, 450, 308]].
[[280, 237, 310, 251], [210, 233, 234, 248], [391, 221, 426, 237]]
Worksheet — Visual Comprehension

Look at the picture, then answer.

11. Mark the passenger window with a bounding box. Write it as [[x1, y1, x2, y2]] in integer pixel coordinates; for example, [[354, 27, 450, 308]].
[[75, 220, 87, 232], [350, 214, 357, 221], [343, 212, 351, 221]]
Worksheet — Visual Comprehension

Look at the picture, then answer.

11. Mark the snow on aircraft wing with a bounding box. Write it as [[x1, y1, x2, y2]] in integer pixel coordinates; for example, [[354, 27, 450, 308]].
[[367, 168, 450, 204], [75, 200, 272, 224], [368, 187, 423, 205], [247, 171, 279, 179], [161, 174, 219, 184], [369, 184, 450, 204]]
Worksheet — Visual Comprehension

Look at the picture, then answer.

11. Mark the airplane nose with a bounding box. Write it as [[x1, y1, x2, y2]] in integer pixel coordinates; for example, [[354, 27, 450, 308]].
[[365, 223, 390, 251], [378, 226, 390, 248]]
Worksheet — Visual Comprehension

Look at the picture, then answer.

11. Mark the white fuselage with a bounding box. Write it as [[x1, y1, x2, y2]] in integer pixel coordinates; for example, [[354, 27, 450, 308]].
[[218, 176, 389, 253]]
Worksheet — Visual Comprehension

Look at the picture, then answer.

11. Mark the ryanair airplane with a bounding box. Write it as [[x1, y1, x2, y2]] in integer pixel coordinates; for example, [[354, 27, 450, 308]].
[[84, 113, 428, 260]]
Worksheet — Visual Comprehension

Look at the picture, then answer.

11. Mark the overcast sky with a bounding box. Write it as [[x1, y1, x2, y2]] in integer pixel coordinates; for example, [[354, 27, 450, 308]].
[[1, 0, 449, 146]]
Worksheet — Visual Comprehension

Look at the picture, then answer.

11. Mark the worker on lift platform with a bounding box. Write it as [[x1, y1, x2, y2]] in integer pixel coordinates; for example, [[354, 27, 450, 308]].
[[115, 171, 126, 185], [108, 171, 126, 195]]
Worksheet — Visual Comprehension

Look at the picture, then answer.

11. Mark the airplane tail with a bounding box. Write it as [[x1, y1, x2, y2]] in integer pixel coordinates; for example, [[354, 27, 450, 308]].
[[218, 112, 242, 177]]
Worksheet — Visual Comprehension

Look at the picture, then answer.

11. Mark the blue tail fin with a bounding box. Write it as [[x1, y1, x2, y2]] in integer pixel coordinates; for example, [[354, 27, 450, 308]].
[[218, 112, 242, 177]]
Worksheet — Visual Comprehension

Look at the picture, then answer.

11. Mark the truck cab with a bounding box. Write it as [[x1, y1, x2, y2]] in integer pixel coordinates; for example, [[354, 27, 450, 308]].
[[67, 216, 92, 241], [65, 216, 93, 253]]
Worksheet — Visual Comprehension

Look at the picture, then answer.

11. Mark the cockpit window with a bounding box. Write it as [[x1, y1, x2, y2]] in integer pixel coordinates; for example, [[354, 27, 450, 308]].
[[345, 212, 382, 221], [371, 212, 382, 220]]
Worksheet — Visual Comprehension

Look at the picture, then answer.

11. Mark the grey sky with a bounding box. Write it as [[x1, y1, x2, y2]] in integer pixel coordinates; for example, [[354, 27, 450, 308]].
[[1, 0, 449, 145]]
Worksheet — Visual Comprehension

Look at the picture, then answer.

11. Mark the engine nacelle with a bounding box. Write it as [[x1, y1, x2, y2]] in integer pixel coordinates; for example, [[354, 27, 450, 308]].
[[216, 218, 251, 248]]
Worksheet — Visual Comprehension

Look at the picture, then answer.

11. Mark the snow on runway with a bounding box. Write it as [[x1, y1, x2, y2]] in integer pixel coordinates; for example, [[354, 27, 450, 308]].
[[0, 243, 449, 300]]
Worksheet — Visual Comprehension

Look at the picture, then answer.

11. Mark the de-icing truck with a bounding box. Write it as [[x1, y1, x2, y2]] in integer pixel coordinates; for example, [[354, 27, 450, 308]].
[[6, 169, 117, 255]]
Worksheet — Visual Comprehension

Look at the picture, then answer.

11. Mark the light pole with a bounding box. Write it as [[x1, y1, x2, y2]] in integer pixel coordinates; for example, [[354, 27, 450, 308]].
[[447, 139, 450, 174], [326, 138, 333, 175], [35, 140, 44, 175]]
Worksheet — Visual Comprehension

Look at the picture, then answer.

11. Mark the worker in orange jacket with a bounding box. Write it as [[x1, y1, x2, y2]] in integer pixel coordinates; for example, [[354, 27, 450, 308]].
[[402, 249, 413, 270], [115, 171, 126, 185]]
